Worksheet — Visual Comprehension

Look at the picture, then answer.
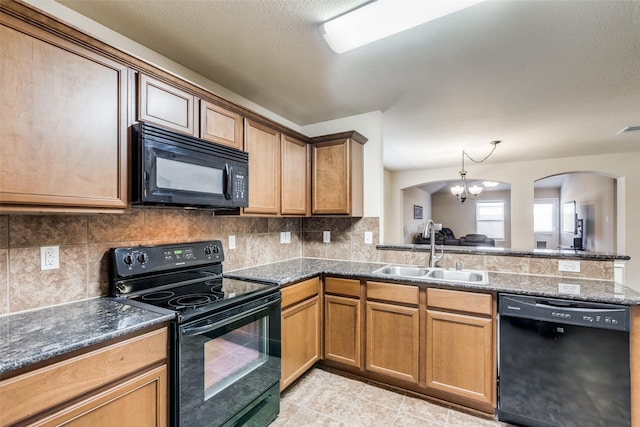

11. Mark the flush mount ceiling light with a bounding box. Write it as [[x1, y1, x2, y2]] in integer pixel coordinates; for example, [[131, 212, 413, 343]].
[[451, 141, 501, 203], [320, 0, 485, 53]]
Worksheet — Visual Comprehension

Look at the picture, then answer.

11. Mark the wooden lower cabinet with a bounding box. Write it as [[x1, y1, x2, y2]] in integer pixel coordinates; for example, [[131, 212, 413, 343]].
[[426, 309, 495, 411], [32, 365, 167, 427], [281, 278, 321, 391], [0, 327, 168, 426], [365, 301, 419, 383], [324, 294, 361, 367]]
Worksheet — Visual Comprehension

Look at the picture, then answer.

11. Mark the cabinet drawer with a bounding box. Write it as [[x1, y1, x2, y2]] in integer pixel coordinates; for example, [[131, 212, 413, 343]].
[[366, 281, 419, 305], [281, 277, 320, 308], [324, 277, 360, 297], [0, 327, 168, 426], [427, 288, 492, 316]]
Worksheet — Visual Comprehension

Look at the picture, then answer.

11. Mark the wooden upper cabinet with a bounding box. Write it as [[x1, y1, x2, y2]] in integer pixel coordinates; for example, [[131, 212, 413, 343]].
[[200, 100, 243, 150], [310, 132, 366, 216], [281, 135, 310, 216], [138, 73, 196, 135], [244, 119, 281, 215], [0, 12, 128, 211]]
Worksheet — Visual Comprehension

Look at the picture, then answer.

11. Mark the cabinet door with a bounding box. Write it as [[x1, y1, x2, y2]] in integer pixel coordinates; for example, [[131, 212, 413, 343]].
[[366, 301, 419, 384], [244, 120, 280, 215], [200, 100, 243, 150], [426, 309, 494, 408], [281, 295, 321, 391], [324, 294, 361, 367], [33, 365, 168, 427], [281, 135, 310, 216], [311, 138, 363, 216], [311, 139, 350, 215], [0, 15, 128, 210], [139, 73, 195, 135]]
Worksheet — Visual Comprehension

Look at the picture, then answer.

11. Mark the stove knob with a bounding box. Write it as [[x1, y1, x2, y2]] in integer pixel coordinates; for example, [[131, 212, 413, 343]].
[[212, 245, 220, 254], [123, 253, 134, 265], [204, 246, 212, 255], [137, 252, 148, 264]]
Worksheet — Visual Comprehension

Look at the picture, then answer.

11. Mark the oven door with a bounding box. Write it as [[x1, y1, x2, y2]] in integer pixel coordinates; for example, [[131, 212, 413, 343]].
[[175, 293, 281, 427]]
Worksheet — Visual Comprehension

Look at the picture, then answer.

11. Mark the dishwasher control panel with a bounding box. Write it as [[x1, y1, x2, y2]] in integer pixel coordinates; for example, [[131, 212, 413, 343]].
[[499, 294, 629, 331]]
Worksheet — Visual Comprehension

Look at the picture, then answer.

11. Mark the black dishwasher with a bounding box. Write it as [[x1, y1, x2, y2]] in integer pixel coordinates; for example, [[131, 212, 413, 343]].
[[497, 294, 630, 427]]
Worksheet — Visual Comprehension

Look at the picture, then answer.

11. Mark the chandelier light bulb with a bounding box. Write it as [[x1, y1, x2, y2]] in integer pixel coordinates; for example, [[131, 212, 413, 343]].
[[469, 185, 483, 196]]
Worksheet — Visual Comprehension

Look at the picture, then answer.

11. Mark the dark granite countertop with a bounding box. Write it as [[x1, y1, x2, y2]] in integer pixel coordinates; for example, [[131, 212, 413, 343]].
[[225, 258, 640, 305], [0, 298, 173, 376], [376, 244, 631, 261]]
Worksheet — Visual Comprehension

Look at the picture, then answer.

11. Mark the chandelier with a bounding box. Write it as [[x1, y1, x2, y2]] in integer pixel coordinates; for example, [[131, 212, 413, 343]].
[[451, 141, 501, 202]]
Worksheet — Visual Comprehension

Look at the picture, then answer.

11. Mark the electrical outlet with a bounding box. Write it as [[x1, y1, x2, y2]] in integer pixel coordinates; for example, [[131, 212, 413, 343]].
[[364, 231, 373, 245], [41, 246, 59, 270], [228, 235, 236, 250], [280, 231, 291, 244], [323, 231, 331, 243], [559, 260, 580, 272]]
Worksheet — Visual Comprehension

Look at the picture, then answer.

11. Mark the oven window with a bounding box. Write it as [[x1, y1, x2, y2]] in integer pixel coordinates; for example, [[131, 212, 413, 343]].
[[203, 317, 268, 400], [156, 156, 223, 194]]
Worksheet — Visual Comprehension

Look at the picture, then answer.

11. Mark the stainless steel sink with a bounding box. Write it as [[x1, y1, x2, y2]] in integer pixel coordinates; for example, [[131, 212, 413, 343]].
[[426, 268, 488, 284], [372, 265, 430, 277]]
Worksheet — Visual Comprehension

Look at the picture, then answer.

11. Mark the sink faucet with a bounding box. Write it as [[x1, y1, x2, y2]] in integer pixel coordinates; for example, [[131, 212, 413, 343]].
[[423, 220, 444, 268]]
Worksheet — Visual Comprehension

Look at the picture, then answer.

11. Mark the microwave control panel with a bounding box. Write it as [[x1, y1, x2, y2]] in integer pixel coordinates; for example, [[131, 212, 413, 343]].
[[233, 169, 247, 203]]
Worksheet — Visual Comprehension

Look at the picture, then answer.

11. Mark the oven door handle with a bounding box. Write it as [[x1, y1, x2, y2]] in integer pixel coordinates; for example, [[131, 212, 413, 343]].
[[181, 299, 277, 336]]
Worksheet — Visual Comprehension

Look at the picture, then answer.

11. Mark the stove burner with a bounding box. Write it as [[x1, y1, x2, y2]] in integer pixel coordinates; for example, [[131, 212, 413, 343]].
[[168, 293, 218, 309], [141, 291, 175, 301]]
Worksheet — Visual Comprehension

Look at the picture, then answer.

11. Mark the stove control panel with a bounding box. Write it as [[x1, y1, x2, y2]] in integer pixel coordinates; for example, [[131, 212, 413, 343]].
[[110, 240, 224, 277]]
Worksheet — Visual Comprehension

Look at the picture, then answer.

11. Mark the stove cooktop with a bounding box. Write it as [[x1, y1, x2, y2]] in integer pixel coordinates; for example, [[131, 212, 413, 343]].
[[126, 277, 277, 313], [109, 241, 279, 321]]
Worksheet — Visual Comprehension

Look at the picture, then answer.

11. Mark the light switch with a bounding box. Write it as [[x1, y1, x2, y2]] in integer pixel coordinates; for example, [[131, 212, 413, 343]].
[[228, 235, 236, 250], [364, 231, 373, 244], [323, 231, 331, 243]]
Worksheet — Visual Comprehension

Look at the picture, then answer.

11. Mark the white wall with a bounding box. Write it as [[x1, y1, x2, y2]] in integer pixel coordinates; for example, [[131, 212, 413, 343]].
[[403, 187, 430, 243], [560, 173, 615, 252], [432, 190, 512, 248], [386, 151, 640, 289]]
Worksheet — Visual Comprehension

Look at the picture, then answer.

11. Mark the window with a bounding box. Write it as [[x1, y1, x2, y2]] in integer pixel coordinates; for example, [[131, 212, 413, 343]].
[[476, 201, 505, 239], [534, 199, 558, 234]]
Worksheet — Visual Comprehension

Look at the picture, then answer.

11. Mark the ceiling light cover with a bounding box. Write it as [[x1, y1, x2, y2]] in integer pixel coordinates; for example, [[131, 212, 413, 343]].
[[321, 0, 485, 53]]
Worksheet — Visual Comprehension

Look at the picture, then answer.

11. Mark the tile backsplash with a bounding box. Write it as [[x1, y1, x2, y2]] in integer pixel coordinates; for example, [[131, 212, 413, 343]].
[[0, 213, 380, 315]]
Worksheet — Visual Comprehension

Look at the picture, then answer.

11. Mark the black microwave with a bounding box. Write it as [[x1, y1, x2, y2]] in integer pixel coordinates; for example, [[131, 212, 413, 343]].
[[131, 123, 248, 209]]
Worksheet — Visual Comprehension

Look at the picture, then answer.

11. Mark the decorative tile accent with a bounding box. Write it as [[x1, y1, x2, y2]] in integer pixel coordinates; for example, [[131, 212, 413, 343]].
[[484, 256, 530, 274], [9, 246, 88, 312], [302, 232, 328, 258], [88, 210, 146, 243], [87, 243, 113, 298], [530, 258, 557, 276], [10, 215, 88, 247], [580, 260, 614, 280], [187, 210, 218, 240], [144, 209, 190, 242]]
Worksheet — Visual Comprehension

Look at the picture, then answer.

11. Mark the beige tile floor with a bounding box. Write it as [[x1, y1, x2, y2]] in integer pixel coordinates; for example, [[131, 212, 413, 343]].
[[274, 368, 513, 427]]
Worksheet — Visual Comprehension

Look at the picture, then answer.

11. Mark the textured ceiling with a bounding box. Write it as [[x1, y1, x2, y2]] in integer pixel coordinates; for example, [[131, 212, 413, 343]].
[[56, 0, 640, 171]]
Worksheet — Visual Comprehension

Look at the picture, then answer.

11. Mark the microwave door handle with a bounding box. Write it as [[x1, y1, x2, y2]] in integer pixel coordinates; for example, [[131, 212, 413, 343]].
[[224, 163, 233, 200]]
